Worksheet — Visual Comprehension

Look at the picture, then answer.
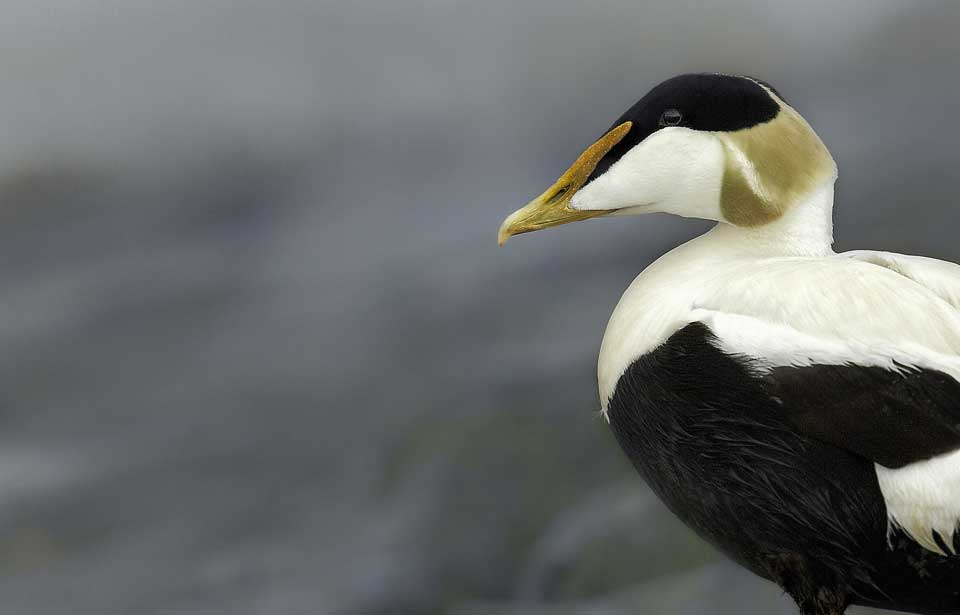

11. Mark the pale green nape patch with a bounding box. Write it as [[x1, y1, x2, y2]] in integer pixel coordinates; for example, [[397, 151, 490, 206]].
[[718, 95, 836, 227]]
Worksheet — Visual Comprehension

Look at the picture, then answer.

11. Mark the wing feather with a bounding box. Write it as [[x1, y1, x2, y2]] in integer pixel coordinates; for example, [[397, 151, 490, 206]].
[[841, 250, 960, 310]]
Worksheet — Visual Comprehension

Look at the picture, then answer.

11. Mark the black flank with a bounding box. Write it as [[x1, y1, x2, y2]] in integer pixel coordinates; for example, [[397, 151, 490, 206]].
[[606, 322, 960, 615]]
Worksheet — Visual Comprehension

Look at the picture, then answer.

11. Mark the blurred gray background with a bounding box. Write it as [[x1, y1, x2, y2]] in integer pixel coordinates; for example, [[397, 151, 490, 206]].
[[0, 1, 957, 613]]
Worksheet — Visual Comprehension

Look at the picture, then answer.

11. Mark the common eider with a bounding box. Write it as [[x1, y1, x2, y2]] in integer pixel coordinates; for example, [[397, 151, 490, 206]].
[[499, 73, 960, 615]]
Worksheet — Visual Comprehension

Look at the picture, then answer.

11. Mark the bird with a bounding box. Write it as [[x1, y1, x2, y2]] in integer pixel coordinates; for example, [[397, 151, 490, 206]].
[[498, 73, 960, 615]]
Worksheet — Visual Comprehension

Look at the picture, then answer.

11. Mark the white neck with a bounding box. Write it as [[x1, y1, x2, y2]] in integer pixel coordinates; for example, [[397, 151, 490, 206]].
[[708, 179, 836, 257], [597, 178, 839, 410]]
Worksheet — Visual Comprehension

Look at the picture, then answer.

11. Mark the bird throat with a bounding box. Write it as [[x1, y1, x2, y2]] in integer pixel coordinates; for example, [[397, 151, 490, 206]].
[[712, 179, 836, 257]]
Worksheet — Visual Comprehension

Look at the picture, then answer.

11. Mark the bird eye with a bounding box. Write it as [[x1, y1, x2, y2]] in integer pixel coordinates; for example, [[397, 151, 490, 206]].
[[659, 108, 682, 127]]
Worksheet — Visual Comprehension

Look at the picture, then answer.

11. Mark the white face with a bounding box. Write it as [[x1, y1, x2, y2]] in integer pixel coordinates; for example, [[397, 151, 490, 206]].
[[498, 75, 838, 246], [569, 127, 726, 222]]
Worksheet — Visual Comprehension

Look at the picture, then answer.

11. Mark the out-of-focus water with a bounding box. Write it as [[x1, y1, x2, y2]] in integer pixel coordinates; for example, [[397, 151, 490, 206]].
[[0, 1, 955, 613]]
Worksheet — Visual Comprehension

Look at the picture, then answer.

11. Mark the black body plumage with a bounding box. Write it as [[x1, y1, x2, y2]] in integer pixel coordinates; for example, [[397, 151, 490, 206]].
[[607, 323, 960, 614]]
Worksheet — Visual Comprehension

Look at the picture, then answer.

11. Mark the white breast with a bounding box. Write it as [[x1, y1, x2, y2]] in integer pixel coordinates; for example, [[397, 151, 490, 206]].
[[597, 230, 725, 407]]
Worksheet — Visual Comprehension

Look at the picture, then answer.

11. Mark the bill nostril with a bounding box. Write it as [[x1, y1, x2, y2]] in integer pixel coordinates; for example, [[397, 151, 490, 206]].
[[545, 185, 569, 205]]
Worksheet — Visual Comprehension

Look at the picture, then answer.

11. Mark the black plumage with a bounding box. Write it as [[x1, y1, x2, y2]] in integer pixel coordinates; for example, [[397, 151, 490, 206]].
[[772, 363, 960, 469], [607, 322, 960, 615]]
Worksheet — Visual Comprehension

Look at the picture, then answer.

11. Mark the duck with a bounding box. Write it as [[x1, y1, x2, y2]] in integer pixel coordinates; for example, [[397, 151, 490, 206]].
[[498, 73, 960, 615]]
